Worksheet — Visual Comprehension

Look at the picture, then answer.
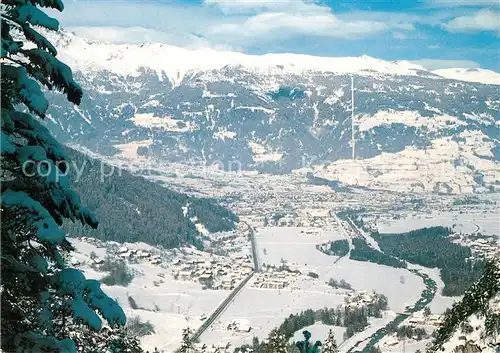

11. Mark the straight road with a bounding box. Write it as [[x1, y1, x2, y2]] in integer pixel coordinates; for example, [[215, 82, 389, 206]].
[[174, 222, 259, 351]]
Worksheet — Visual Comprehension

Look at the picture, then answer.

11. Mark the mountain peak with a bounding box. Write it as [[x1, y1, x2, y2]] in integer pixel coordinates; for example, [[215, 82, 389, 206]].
[[50, 30, 439, 87]]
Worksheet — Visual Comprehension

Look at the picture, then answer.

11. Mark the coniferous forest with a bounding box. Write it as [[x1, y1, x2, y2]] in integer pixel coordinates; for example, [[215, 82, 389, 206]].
[[350, 238, 407, 269], [329, 239, 349, 256], [373, 227, 486, 296], [63, 148, 239, 249]]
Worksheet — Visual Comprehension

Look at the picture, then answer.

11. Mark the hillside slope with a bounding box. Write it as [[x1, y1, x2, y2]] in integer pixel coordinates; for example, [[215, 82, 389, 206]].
[[428, 260, 500, 353], [41, 31, 500, 193], [62, 148, 238, 248]]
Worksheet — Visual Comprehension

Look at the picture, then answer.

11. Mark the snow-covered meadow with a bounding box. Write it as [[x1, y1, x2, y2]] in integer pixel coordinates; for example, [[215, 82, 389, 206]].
[[199, 226, 431, 349], [255, 227, 424, 313], [70, 239, 230, 352], [374, 207, 499, 235]]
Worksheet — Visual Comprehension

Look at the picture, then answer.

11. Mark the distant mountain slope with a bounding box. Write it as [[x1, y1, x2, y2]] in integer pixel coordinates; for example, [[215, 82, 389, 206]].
[[41, 31, 500, 193], [433, 68, 500, 85], [62, 148, 238, 248], [429, 260, 500, 353]]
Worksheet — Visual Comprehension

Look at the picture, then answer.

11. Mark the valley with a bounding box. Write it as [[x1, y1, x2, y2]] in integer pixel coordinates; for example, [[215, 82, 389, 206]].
[[2, 2, 499, 353], [67, 147, 499, 352]]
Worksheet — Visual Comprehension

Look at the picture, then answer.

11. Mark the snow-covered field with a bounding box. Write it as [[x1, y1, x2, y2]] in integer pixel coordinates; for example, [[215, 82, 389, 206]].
[[375, 208, 499, 235], [200, 285, 347, 347], [255, 227, 425, 313], [199, 226, 435, 349]]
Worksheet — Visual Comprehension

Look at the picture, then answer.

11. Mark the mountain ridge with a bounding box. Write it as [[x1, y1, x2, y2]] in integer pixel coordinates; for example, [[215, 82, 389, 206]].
[[47, 30, 499, 86], [40, 30, 500, 194]]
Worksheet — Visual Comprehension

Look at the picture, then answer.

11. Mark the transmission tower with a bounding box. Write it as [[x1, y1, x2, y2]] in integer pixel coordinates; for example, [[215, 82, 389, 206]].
[[351, 76, 356, 160]]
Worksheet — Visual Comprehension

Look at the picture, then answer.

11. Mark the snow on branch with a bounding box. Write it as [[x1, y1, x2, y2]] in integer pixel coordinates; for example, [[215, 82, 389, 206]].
[[1, 131, 17, 154], [22, 24, 58, 56], [1, 190, 65, 244], [8, 4, 60, 30], [53, 269, 126, 331], [11, 110, 67, 164], [22, 48, 83, 105], [2, 64, 49, 116]]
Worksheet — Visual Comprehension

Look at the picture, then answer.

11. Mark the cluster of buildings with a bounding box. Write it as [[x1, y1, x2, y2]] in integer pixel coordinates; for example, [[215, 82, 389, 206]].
[[261, 208, 336, 228], [251, 267, 299, 290], [219, 173, 344, 229], [115, 246, 162, 265], [204, 223, 255, 262], [77, 237, 163, 266], [344, 290, 377, 308], [381, 311, 443, 350], [192, 343, 232, 353], [457, 235, 500, 261], [407, 312, 444, 327], [171, 253, 253, 290]]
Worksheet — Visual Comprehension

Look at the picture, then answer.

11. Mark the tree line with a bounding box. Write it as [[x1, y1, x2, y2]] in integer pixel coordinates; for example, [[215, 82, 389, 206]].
[[235, 293, 387, 353]]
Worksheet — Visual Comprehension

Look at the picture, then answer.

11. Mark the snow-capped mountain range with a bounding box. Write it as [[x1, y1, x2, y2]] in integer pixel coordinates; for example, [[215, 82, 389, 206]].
[[433, 68, 500, 86], [43, 31, 500, 194], [51, 32, 437, 87]]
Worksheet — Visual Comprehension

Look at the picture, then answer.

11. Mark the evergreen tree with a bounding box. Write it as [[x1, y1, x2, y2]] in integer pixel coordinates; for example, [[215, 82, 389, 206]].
[[1, 0, 127, 351], [266, 328, 288, 353], [364, 346, 382, 353], [322, 329, 338, 353], [74, 326, 144, 353], [295, 330, 322, 353], [179, 327, 194, 353]]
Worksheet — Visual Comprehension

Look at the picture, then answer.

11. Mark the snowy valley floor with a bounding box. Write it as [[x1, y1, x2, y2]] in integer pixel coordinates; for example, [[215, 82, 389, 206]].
[[70, 223, 465, 352]]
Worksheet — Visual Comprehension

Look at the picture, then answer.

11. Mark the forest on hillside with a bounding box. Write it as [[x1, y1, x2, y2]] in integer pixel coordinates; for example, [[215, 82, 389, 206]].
[[63, 148, 239, 249], [429, 260, 500, 352]]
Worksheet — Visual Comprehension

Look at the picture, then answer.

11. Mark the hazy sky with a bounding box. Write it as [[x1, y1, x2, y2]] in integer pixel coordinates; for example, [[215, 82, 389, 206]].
[[51, 0, 499, 70]]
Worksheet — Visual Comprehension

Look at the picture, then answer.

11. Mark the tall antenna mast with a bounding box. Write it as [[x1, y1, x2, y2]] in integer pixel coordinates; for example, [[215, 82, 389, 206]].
[[351, 76, 355, 160]]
